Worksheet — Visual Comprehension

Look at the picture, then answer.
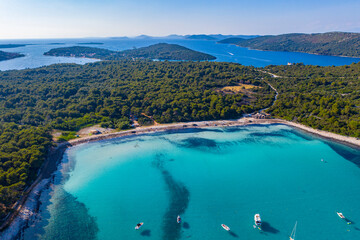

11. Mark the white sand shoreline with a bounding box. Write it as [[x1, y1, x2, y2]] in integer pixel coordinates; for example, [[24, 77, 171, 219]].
[[66, 118, 360, 149], [1, 117, 360, 239]]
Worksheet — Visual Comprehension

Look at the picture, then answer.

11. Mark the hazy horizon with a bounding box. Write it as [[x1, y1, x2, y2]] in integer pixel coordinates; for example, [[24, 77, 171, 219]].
[[2, 31, 360, 41], [1, 0, 360, 39]]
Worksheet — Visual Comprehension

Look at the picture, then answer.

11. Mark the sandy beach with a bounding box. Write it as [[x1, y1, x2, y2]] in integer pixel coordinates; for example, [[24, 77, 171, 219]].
[[1, 117, 360, 239], [66, 117, 360, 149]]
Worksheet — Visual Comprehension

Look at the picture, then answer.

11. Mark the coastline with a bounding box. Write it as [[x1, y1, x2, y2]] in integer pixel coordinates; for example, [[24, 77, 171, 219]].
[[66, 118, 360, 149], [222, 42, 360, 59], [1, 117, 360, 239]]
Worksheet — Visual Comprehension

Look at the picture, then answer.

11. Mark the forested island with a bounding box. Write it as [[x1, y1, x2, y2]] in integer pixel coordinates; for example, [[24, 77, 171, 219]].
[[44, 43, 217, 61], [0, 51, 24, 62], [0, 44, 27, 49], [2, 57, 360, 223], [44, 46, 114, 59], [0, 60, 272, 219], [185, 34, 259, 40], [185, 35, 218, 40], [77, 42, 104, 45], [219, 32, 360, 57]]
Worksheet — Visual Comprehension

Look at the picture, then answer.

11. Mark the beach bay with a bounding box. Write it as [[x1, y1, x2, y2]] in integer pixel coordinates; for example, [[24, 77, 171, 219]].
[[20, 124, 360, 240]]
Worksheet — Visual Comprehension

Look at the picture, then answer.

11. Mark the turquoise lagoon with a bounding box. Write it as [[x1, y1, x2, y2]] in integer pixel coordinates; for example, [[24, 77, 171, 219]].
[[23, 124, 360, 240]]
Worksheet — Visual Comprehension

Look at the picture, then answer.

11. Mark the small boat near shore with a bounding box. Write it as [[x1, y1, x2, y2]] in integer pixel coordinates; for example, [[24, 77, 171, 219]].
[[221, 224, 230, 231], [177, 215, 181, 223], [135, 222, 143, 230]]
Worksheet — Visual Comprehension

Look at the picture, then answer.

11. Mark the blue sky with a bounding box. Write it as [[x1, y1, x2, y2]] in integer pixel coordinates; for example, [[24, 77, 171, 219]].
[[0, 0, 359, 39]]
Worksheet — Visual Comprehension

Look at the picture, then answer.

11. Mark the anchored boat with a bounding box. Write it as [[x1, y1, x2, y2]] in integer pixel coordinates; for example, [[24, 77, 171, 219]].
[[221, 224, 230, 231], [135, 222, 143, 230], [177, 215, 181, 223], [254, 214, 262, 226], [337, 212, 345, 219]]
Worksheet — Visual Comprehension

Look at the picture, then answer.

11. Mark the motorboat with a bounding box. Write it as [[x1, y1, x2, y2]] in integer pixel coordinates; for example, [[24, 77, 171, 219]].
[[254, 214, 262, 226], [177, 215, 181, 223], [289, 221, 297, 240], [337, 212, 345, 219], [221, 224, 230, 231], [135, 222, 143, 230]]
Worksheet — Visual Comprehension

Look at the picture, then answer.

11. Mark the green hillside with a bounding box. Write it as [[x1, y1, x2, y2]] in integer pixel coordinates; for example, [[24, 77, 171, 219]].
[[219, 32, 360, 57]]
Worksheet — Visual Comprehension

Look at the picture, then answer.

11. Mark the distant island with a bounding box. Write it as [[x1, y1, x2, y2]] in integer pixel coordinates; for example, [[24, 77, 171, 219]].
[[44, 43, 216, 61], [44, 46, 114, 59], [78, 42, 104, 45], [218, 32, 360, 57], [0, 50, 24, 62], [0, 44, 27, 49], [185, 34, 259, 41], [185, 35, 218, 41]]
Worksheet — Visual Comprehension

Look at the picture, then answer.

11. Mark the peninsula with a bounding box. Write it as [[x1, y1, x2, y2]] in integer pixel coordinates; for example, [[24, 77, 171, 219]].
[[0, 50, 24, 62], [219, 32, 360, 57], [44, 43, 217, 61]]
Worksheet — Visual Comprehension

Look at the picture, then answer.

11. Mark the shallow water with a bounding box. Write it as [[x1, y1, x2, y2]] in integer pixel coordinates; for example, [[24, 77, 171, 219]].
[[22, 124, 360, 240], [1, 38, 360, 71]]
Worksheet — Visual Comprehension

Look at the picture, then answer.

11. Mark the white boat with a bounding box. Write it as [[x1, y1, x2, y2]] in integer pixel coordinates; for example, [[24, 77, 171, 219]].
[[177, 215, 181, 223], [254, 214, 262, 226], [221, 224, 230, 231], [337, 212, 345, 219], [289, 221, 297, 240], [135, 222, 143, 230]]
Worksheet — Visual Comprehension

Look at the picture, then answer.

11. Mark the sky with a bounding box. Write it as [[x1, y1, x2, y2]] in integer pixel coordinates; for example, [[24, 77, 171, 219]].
[[0, 0, 360, 39]]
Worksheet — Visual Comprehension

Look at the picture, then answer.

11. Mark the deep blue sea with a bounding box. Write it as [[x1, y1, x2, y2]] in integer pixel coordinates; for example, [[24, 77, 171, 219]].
[[21, 125, 360, 240], [1, 37, 360, 71]]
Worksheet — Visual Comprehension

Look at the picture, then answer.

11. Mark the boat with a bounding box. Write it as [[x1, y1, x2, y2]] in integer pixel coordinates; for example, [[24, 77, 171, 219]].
[[254, 214, 262, 226], [337, 212, 345, 219], [177, 215, 181, 223], [289, 221, 297, 240], [135, 222, 143, 230], [221, 224, 230, 231]]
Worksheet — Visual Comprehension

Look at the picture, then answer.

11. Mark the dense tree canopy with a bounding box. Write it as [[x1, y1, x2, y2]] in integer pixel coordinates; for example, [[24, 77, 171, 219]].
[[263, 63, 360, 137], [0, 123, 52, 218], [0, 60, 274, 131]]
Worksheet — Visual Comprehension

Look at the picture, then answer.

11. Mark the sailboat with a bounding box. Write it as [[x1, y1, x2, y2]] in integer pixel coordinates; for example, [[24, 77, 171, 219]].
[[290, 221, 297, 240]]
